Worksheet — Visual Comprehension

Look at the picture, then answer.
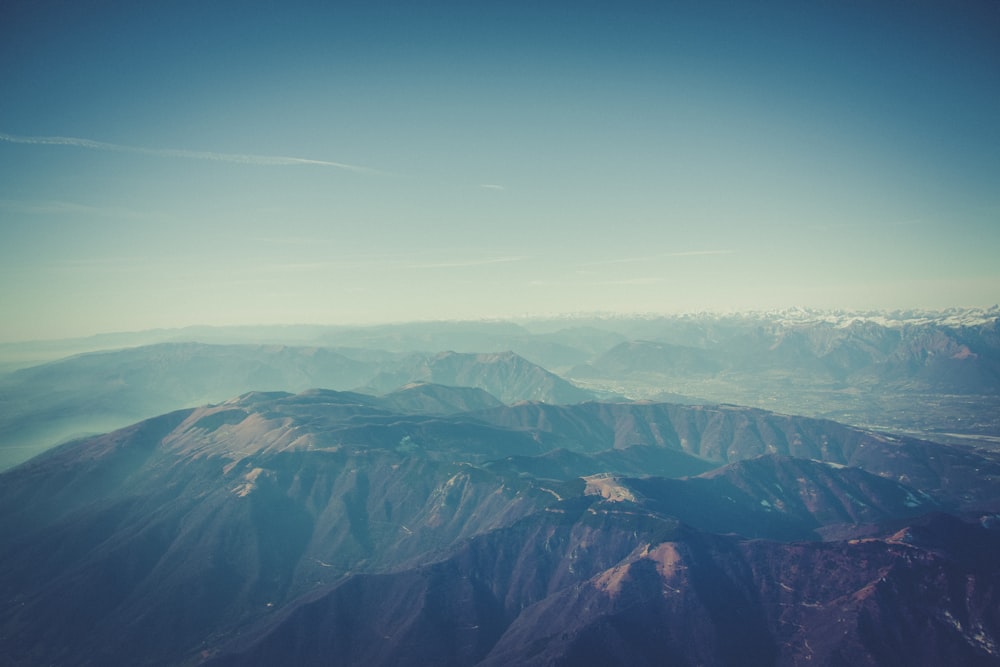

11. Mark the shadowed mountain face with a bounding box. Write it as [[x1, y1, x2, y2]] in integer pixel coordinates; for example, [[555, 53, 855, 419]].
[[468, 401, 1000, 508], [1, 391, 999, 666], [204, 508, 1000, 667], [473, 513, 1000, 667]]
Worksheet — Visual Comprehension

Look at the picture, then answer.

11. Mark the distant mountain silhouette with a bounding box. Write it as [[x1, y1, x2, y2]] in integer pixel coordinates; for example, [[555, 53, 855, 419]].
[[0, 343, 374, 468], [362, 350, 593, 404], [0, 345, 594, 469], [573, 316, 1000, 394]]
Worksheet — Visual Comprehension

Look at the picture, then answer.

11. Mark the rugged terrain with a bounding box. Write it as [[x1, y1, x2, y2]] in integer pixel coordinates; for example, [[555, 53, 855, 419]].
[[1, 309, 999, 665], [2, 308, 998, 469], [1, 389, 998, 666]]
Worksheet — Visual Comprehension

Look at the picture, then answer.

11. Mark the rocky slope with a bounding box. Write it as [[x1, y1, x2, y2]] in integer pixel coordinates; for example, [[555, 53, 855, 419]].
[[1, 392, 999, 665]]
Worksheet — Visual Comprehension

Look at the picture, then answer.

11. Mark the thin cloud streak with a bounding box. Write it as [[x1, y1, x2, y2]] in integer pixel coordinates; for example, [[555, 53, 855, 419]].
[[583, 250, 735, 266], [664, 250, 734, 257], [0, 132, 378, 173], [584, 255, 658, 266], [528, 276, 664, 287], [407, 256, 527, 270], [0, 198, 175, 222], [250, 236, 340, 246], [47, 260, 150, 275]]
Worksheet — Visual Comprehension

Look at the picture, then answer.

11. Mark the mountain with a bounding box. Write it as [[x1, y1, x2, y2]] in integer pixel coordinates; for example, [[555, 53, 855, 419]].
[[0, 397, 553, 665], [1, 391, 999, 665], [625, 455, 942, 541], [208, 509, 1000, 667], [474, 512, 1000, 667], [566, 312, 1000, 446], [484, 445, 717, 482], [467, 401, 1000, 507], [573, 312, 1000, 393], [378, 382, 505, 415], [0, 345, 594, 470], [316, 320, 615, 371], [363, 350, 594, 405], [0, 343, 376, 469], [2, 309, 998, 470], [577, 339, 722, 378]]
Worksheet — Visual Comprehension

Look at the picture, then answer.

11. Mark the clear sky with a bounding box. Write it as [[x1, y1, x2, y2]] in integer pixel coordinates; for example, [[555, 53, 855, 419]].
[[1, 0, 998, 342]]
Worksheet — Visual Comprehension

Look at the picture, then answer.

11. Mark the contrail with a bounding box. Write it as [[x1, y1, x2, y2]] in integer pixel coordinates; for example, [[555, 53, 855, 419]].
[[0, 132, 377, 172]]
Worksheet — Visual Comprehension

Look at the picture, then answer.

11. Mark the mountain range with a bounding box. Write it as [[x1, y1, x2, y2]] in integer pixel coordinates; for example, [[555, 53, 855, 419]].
[[0, 344, 590, 469], [2, 308, 997, 470], [1, 388, 999, 665], [1, 309, 999, 665]]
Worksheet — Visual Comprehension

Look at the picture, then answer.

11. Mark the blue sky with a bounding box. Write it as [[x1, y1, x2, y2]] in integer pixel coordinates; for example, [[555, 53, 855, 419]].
[[1, 0, 998, 341]]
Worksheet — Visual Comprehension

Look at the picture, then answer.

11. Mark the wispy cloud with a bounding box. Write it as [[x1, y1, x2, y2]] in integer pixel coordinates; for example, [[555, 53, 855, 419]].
[[0, 132, 377, 173], [664, 249, 734, 257], [584, 255, 658, 266], [806, 219, 921, 233], [583, 250, 735, 266], [479, 184, 505, 191], [250, 236, 340, 246], [407, 256, 526, 270], [243, 262, 335, 274], [528, 276, 664, 287], [0, 198, 175, 222]]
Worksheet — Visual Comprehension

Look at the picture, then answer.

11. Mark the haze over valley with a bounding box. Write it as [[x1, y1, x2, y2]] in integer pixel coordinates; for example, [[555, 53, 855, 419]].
[[2, 308, 999, 471]]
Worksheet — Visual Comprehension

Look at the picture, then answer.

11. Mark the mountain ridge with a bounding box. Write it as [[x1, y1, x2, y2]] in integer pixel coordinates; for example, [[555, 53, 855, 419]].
[[2, 391, 999, 664]]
